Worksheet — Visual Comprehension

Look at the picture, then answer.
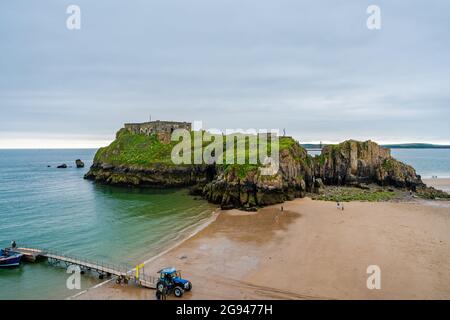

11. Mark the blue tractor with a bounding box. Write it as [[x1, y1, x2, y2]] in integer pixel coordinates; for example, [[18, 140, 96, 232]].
[[156, 267, 192, 298]]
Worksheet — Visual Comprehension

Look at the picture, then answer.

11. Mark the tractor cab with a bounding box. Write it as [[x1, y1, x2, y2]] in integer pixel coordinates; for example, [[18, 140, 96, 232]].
[[156, 267, 192, 298]]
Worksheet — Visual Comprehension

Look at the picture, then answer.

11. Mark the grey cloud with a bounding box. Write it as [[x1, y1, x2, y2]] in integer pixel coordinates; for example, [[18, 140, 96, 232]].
[[0, 0, 449, 146]]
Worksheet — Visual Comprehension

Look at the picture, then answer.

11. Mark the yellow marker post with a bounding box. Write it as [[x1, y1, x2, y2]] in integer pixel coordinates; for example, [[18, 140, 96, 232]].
[[135, 263, 145, 279]]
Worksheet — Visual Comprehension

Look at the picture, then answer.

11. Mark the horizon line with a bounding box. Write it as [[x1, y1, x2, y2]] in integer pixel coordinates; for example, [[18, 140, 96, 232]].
[[2, 142, 450, 150]]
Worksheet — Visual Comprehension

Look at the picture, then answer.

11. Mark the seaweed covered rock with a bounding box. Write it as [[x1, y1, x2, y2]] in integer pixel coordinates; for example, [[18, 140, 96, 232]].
[[416, 186, 450, 200]]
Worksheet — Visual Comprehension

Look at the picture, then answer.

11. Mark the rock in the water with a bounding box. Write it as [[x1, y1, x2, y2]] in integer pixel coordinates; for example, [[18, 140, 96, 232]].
[[75, 159, 85, 168], [57, 164, 67, 169]]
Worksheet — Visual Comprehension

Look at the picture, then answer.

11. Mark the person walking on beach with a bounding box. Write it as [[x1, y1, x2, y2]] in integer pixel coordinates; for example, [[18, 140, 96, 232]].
[[341, 203, 344, 212], [336, 202, 340, 210]]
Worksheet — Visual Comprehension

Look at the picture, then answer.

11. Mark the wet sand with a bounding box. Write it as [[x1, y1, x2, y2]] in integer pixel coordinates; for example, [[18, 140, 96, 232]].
[[76, 196, 450, 300], [424, 178, 450, 193]]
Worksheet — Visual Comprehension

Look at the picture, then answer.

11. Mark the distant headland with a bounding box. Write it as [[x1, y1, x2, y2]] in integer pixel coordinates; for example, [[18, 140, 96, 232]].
[[382, 143, 450, 149], [303, 143, 450, 149]]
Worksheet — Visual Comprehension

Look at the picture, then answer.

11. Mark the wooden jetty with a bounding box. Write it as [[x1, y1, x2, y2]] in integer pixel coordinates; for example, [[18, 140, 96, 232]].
[[13, 247, 44, 262], [13, 247, 157, 289]]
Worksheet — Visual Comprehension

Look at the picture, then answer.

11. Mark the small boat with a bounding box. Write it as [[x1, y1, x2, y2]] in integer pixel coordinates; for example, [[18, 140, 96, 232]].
[[0, 249, 23, 268]]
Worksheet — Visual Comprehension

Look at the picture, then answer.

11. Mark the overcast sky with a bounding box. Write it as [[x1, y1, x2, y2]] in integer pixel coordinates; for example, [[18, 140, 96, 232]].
[[1, 0, 449, 148]]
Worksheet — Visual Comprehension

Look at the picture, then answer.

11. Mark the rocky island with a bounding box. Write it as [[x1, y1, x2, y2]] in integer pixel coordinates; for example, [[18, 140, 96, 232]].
[[85, 120, 448, 209]]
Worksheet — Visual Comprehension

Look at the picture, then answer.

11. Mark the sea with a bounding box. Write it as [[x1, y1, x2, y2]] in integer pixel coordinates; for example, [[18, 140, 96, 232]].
[[0, 149, 215, 300], [0, 148, 449, 300]]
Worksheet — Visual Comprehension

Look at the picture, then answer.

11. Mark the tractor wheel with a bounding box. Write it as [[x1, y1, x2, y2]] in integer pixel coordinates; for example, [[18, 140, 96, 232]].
[[185, 282, 192, 291], [156, 281, 165, 292], [174, 286, 184, 298]]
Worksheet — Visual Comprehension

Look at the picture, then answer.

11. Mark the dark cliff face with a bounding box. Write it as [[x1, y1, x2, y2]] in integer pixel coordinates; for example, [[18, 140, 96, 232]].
[[200, 139, 313, 209], [85, 131, 426, 209], [84, 163, 215, 187], [314, 140, 424, 190]]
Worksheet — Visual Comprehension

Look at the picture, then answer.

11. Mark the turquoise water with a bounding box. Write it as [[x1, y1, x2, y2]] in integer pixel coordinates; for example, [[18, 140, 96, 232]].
[[0, 149, 215, 300]]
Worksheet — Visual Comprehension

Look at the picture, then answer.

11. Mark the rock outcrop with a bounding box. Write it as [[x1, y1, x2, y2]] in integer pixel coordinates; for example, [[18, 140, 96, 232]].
[[75, 159, 85, 168], [314, 140, 424, 190], [85, 163, 215, 187], [416, 186, 450, 200], [200, 140, 312, 209], [57, 164, 67, 169], [313, 178, 325, 194]]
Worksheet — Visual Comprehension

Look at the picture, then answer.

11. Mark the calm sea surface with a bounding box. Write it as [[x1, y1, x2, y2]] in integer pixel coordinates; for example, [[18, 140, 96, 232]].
[[0, 148, 449, 299], [390, 149, 450, 178], [0, 149, 215, 300]]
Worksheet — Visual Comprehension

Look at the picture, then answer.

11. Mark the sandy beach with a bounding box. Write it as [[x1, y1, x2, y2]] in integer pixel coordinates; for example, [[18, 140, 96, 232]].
[[424, 178, 450, 193], [76, 180, 450, 300]]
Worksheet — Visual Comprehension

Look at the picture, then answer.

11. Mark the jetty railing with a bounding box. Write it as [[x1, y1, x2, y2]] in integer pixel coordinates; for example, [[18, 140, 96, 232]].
[[14, 244, 157, 288]]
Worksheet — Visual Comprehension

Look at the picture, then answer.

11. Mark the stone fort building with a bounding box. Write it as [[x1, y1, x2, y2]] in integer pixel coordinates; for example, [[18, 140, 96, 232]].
[[124, 120, 192, 143]]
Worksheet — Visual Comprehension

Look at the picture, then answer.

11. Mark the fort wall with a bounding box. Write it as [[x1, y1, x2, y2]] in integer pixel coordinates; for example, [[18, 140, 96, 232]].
[[124, 120, 192, 136], [124, 120, 192, 144]]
